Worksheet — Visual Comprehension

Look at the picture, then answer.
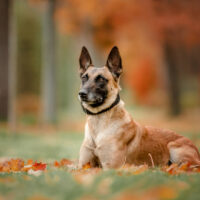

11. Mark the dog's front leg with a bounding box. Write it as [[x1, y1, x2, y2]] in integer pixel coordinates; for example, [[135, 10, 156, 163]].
[[78, 123, 97, 168], [78, 141, 96, 168]]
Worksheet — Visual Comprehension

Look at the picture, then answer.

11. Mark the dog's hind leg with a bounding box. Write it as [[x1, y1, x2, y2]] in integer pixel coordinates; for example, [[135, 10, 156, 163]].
[[168, 138, 200, 166]]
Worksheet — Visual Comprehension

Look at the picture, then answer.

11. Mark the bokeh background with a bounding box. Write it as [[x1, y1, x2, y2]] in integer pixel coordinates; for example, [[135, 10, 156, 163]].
[[0, 1, 200, 199], [0, 0, 200, 135]]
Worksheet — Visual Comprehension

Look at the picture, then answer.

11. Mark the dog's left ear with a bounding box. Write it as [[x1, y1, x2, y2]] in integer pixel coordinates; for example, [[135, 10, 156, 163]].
[[106, 46, 123, 80]]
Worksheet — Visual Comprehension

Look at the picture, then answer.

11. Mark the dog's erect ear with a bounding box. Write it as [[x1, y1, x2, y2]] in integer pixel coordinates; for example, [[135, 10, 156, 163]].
[[79, 46, 92, 77], [106, 46, 122, 80]]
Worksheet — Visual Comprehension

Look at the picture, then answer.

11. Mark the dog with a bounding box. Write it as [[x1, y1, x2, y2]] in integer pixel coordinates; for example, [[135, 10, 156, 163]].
[[78, 46, 200, 169]]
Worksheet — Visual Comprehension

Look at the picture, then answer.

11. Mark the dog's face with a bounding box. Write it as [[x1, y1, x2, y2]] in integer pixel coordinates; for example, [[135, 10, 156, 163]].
[[78, 46, 123, 112]]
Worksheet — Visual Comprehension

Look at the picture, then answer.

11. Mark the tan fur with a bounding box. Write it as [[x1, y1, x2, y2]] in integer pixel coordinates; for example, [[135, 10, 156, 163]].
[[78, 65, 200, 169]]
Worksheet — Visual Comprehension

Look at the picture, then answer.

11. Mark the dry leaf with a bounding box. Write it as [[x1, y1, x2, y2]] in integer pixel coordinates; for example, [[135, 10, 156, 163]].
[[32, 162, 46, 171], [54, 161, 60, 167], [83, 162, 92, 170], [60, 158, 73, 166]]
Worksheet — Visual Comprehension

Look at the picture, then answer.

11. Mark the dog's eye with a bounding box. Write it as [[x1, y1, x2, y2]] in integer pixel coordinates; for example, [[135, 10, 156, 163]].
[[82, 74, 88, 83], [95, 75, 107, 83]]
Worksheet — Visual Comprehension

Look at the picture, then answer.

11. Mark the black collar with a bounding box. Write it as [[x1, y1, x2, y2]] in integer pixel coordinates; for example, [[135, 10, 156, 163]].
[[81, 94, 120, 115]]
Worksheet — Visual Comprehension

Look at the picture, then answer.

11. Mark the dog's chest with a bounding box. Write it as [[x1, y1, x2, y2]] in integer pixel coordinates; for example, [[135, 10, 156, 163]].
[[87, 116, 122, 146]]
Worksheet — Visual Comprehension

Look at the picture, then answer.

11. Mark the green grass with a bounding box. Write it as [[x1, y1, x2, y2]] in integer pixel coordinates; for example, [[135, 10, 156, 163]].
[[0, 131, 200, 200], [0, 131, 83, 161]]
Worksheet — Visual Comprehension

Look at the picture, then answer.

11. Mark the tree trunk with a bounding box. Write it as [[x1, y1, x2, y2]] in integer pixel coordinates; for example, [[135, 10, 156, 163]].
[[8, 0, 17, 131], [42, 0, 56, 123], [164, 41, 181, 116], [0, 0, 9, 121]]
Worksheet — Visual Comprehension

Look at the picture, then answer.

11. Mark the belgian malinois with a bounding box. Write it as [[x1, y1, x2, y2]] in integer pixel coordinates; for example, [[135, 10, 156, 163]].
[[78, 46, 200, 169]]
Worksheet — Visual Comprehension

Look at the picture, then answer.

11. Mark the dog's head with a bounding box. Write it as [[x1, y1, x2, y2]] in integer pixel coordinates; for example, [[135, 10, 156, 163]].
[[78, 46, 123, 114]]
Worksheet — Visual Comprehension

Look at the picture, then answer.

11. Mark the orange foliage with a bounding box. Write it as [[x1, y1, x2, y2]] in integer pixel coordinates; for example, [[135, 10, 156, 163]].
[[32, 162, 47, 171], [27, 159, 34, 165], [53, 160, 60, 167], [53, 159, 74, 168], [162, 162, 200, 175], [0, 159, 24, 172], [60, 158, 73, 166], [0, 158, 200, 177], [0, 159, 47, 173], [82, 162, 92, 170], [127, 59, 157, 102], [30, 0, 200, 102], [54, 0, 200, 46]]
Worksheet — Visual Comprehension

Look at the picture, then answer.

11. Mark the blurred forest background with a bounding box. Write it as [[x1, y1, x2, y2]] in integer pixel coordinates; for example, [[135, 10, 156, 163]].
[[0, 0, 200, 133]]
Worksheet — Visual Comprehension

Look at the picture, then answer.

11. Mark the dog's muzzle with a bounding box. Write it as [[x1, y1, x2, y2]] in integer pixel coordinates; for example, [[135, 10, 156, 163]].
[[79, 89, 104, 107], [79, 89, 88, 102]]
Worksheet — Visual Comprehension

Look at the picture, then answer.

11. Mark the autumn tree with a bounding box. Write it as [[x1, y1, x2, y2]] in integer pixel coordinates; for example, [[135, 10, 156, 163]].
[[55, 0, 200, 115], [152, 0, 200, 115], [25, 0, 200, 118]]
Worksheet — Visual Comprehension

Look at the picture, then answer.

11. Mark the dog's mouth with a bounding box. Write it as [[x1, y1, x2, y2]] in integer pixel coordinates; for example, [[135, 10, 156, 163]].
[[89, 97, 104, 108], [79, 93, 105, 108]]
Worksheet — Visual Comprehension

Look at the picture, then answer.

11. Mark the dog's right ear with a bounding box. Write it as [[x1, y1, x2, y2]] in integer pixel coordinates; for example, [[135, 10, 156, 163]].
[[79, 46, 92, 77]]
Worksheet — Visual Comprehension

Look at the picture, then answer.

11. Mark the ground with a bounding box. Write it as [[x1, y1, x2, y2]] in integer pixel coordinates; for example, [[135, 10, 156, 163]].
[[0, 127, 200, 200]]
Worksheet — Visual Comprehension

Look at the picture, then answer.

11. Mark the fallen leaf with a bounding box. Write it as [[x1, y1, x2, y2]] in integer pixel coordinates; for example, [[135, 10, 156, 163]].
[[10, 159, 24, 172], [27, 159, 34, 165], [60, 158, 73, 166], [54, 161, 60, 167], [119, 164, 148, 175], [32, 162, 46, 171], [0, 159, 24, 172], [83, 162, 92, 170]]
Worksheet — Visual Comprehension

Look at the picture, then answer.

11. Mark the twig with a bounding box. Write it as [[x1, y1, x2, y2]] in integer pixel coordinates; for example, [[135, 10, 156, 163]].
[[148, 153, 155, 168]]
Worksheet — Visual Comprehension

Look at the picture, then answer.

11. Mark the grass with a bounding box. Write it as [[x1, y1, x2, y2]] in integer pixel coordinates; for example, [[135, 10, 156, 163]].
[[0, 131, 83, 161], [0, 130, 200, 200]]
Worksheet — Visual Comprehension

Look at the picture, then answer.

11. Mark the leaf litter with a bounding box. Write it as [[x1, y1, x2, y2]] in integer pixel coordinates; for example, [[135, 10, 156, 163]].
[[0, 158, 200, 199], [1, 158, 200, 175]]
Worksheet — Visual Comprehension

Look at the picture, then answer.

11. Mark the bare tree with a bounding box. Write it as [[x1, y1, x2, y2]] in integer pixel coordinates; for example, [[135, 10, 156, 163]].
[[164, 40, 181, 116], [42, 0, 56, 123], [0, 0, 9, 121], [8, 0, 17, 130]]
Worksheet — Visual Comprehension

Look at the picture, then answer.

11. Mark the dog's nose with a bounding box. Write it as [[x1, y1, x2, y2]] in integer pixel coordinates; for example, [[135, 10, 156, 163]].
[[79, 90, 88, 99]]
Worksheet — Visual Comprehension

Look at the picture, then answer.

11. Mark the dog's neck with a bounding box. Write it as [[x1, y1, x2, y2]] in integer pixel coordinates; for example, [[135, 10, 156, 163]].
[[86, 100, 134, 137], [86, 100, 129, 123]]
